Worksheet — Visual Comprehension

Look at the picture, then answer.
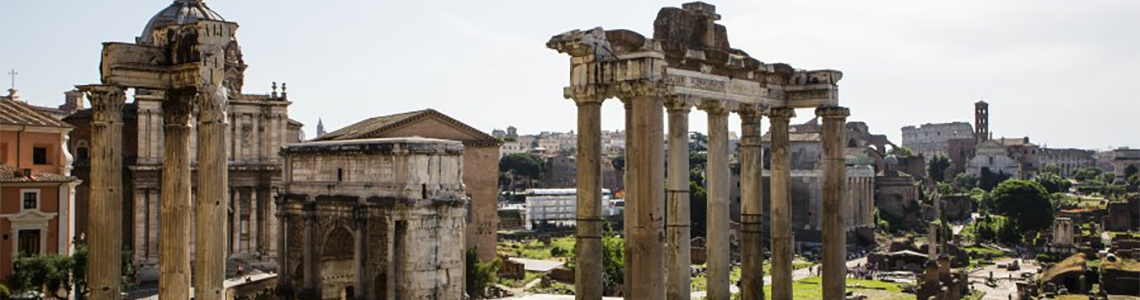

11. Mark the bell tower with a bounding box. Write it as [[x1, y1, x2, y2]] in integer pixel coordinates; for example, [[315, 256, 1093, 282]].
[[975, 100, 989, 143]]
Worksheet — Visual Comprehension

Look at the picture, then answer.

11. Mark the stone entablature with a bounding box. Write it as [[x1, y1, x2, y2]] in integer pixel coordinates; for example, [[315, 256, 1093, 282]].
[[900, 122, 974, 160], [277, 138, 467, 300]]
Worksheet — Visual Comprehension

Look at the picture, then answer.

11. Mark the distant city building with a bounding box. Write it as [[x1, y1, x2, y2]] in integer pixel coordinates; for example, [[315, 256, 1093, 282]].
[[315, 118, 326, 138], [966, 139, 1020, 178], [524, 188, 619, 229], [1, 88, 86, 119], [1039, 148, 1096, 177], [0, 97, 80, 280], [901, 122, 974, 161]]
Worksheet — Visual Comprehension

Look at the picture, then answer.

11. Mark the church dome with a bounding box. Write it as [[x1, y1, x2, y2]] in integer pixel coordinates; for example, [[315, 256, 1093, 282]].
[[137, 0, 225, 45]]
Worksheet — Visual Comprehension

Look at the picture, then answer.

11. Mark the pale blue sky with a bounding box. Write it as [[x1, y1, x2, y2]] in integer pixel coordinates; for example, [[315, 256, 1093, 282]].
[[2, 0, 1137, 149]]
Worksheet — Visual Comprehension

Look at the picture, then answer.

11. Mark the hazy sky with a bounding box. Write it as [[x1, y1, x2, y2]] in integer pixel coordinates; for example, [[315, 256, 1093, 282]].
[[2, 0, 1137, 149]]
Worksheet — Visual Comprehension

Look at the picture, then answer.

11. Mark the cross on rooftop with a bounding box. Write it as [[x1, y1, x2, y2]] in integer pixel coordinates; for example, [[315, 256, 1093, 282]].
[[7, 69, 17, 89]]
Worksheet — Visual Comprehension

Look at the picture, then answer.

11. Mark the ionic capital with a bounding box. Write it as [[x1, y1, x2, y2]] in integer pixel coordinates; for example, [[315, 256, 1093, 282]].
[[163, 89, 197, 126], [663, 96, 694, 112], [613, 80, 668, 100], [80, 85, 126, 124], [564, 86, 609, 105], [736, 104, 765, 120], [815, 106, 850, 120], [697, 100, 729, 115], [768, 107, 796, 121], [196, 83, 229, 124]]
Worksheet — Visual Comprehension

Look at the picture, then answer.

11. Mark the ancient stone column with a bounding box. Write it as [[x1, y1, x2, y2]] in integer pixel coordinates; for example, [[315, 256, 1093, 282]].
[[621, 99, 636, 298], [703, 101, 731, 300], [301, 202, 319, 298], [817, 106, 850, 300], [159, 90, 195, 299], [275, 198, 292, 299], [665, 98, 692, 300], [623, 84, 666, 299], [739, 106, 765, 300], [353, 206, 369, 300], [571, 93, 604, 300], [83, 85, 125, 300], [195, 84, 229, 300], [768, 107, 796, 300]]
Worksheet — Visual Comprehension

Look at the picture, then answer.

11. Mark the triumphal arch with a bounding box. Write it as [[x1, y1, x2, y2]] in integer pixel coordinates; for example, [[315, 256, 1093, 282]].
[[548, 2, 852, 300], [82, 1, 235, 299]]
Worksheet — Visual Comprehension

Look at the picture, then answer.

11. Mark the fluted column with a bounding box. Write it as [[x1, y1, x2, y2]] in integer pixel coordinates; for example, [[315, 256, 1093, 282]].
[[275, 195, 293, 300], [83, 85, 125, 300], [571, 93, 604, 300], [159, 89, 195, 299], [621, 99, 636, 298], [622, 84, 666, 299], [818, 106, 850, 300], [739, 106, 765, 300], [665, 98, 692, 300], [768, 108, 795, 300], [702, 101, 731, 300], [195, 83, 229, 300]]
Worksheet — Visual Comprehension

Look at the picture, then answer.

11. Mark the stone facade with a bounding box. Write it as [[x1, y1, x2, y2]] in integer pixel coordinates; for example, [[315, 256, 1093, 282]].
[[312, 109, 501, 262], [901, 122, 974, 161], [1112, 148, 1140, 184], [876, 155, 921, 231], [1039, 148, 1096, 178], [0, 97, 80, 280], [966, 139, 1020, 178], [276, 138, 467, 300], [1053, 218, 1075, 247]]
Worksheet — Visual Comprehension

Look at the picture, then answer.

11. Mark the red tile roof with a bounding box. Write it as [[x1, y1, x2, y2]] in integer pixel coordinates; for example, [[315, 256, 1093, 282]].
[[0, 164, 77, 183], [0, 98, 73, 128]]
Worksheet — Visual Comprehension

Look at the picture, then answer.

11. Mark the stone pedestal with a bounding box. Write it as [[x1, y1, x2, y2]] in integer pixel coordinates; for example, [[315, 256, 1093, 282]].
[[768, 108, 795, 300], [573, 96, 604, 300], [818, 106, 849, 300], [83, 86, 126, 300], [703, 102, 731, 300], [195, 85, 229, 300], [739, 107, 765, 300], [159, 91, 195, 299], [666, 99, 692, 300]]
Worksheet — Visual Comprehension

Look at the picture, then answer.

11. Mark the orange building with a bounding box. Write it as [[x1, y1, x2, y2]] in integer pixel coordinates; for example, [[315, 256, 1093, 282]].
[[0, 94, 80, 280]]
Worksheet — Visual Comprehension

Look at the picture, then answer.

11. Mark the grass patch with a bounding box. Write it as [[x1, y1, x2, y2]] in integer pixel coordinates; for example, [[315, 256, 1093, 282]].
[[501, 236, 576, 260], [762, 277, 913, 300], [498, 271, 543, 288]]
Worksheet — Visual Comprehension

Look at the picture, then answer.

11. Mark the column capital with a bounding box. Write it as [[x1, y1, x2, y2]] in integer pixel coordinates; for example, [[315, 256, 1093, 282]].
[[614, 80, 668, 100], [697, 100, 729, 115], [163, 89, 197, 126], [736, 104, 765, 120], [564, 86, 609, 105], [768, 107, 796, 120], [197, 83, 229, 124], [664, 96, 694, 112], [81, 85, 126, 123], [815, 106, 850, 119]]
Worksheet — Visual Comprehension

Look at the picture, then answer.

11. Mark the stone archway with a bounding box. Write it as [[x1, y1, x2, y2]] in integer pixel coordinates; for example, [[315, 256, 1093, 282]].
[[320, 226, 355, 300]]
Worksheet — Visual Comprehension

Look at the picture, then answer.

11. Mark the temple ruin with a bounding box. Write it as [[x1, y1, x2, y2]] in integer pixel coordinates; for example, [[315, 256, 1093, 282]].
[[547, 2, 852, 299]]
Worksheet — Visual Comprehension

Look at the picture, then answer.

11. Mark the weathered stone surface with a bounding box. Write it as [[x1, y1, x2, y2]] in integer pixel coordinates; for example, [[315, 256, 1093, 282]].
[[278, 138, 467, 300]]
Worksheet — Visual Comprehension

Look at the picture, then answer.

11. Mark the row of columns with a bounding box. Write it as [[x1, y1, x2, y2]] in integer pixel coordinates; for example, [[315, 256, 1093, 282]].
[[83, 83, 230, 300], [570, 86, 849, 300]]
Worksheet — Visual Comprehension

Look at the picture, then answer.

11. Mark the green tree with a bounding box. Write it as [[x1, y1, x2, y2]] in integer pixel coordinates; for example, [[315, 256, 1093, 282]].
[[889, 147, 914, 156], [1042, 164, 1061, 176], [1072, 167, 1102, 181], [465, 248, 501, 299], [1035, 173, 1072, 194], [1125, 165, 1140, 182], [611, 155, 625, 172], [979, 168, 1011, 191], [991, 180, 1054, 233], [6, 253, 74, 299], [1129, 173, 1140, 186], [954, 173, 979, 190], [500, 153, 545, 190], [928, 155, 951, 183], [600, 225, 625, 295], [690, 181, 708, 238]]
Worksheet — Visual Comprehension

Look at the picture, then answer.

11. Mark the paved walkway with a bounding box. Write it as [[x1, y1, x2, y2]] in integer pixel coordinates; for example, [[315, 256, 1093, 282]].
[[968, 257, 1039, 300]]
